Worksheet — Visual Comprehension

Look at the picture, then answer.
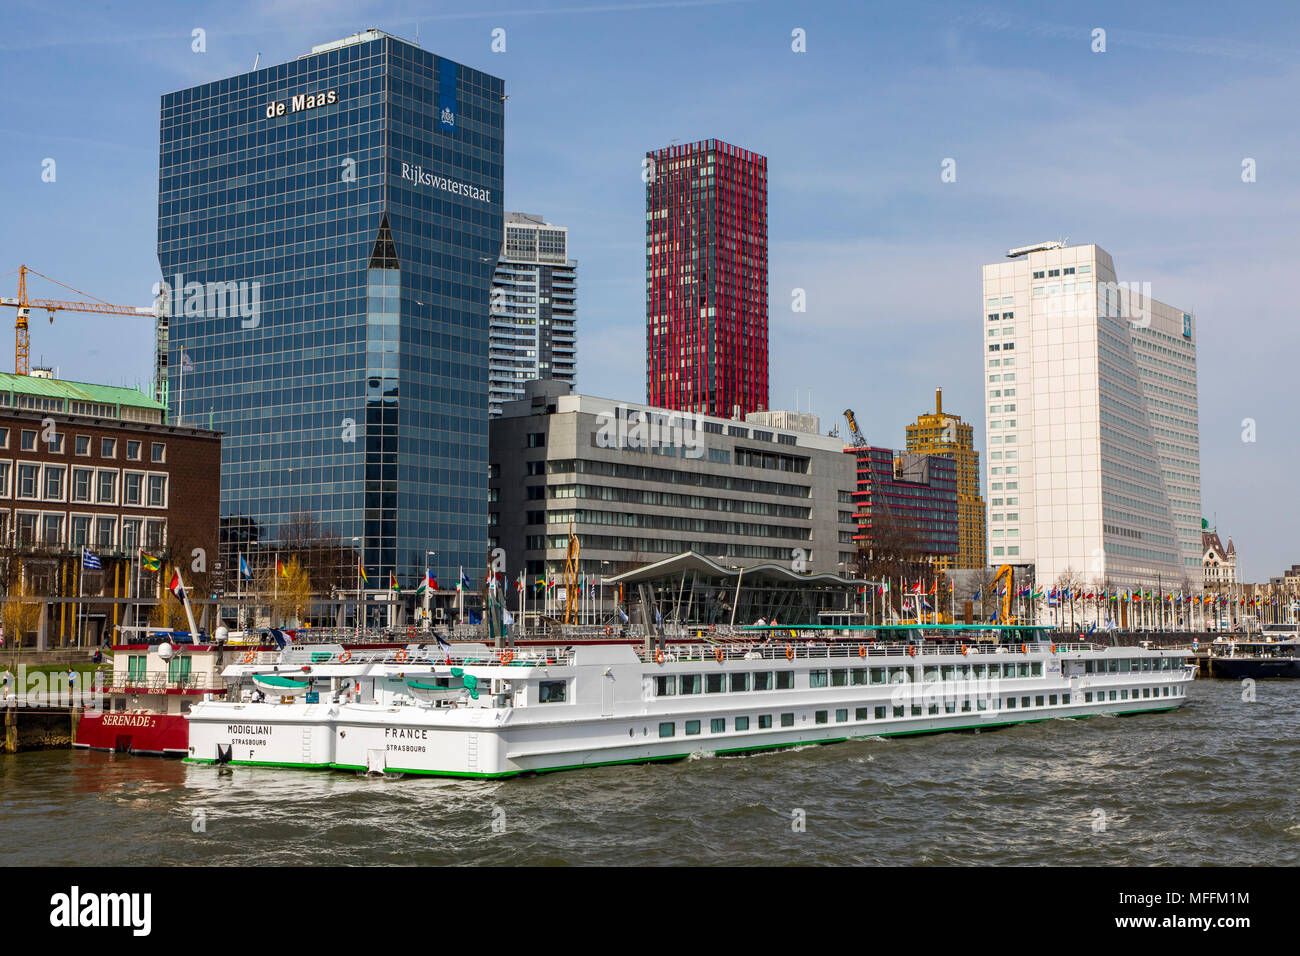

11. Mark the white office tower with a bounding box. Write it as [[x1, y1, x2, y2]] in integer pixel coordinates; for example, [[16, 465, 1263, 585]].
[[489, 213, 577, 416], [981, 242, 1192, 589]]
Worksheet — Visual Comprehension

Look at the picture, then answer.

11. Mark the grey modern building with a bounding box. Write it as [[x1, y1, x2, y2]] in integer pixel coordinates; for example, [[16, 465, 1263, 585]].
[[156, 29, 504, 590], [489, 381, 860, 582], [489, 213, 577, 416]]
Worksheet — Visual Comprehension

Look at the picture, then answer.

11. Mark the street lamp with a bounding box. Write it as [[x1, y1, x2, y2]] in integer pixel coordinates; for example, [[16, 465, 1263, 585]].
[[352, 536, 362, 631]]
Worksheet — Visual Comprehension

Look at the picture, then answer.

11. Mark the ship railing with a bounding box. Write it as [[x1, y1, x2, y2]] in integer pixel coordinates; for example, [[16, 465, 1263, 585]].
[[264, 646, 578, 668], [635, 641, 1108, 663], [105, 671, 225, 692]]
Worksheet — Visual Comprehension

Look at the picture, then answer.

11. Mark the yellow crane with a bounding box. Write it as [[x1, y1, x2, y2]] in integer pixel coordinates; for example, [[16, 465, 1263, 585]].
[[991, 564, 1016, 623], [0, 265, 154, 375]]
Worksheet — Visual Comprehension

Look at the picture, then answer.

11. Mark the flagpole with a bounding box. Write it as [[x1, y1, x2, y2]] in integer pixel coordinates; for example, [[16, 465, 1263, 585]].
[[236, 550, 243, 630], [134, 548, 142, 629], [77, 550, 85, 647]]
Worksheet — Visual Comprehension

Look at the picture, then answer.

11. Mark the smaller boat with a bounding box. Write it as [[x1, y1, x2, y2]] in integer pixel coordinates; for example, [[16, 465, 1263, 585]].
[[252, 674, 314, 697], [1208, 637, 1300, 679]]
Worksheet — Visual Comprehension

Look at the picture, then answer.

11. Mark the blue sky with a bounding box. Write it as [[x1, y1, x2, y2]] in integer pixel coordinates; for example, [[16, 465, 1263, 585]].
[[1, 0, 1297, 579]]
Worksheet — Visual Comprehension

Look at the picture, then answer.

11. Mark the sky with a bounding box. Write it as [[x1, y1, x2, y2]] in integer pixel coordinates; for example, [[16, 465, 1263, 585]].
[[0, 0, 1297, 580]]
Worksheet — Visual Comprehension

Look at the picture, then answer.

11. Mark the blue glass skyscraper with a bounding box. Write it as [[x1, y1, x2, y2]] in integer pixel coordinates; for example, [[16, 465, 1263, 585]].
[[156, 30, 504, 594]]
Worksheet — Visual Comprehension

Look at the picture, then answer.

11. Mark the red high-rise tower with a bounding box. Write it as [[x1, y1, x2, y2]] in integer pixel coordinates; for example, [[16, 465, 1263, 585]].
[[645, 139, 768, 417]]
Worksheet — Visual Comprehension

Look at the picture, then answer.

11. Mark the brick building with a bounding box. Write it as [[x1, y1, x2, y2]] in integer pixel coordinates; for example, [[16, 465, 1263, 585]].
[[0, 372, 220, 646]]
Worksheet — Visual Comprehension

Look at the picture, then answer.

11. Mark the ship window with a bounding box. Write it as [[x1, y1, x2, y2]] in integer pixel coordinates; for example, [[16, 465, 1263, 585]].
[[850, 668, 868, 685], [710, 718, 725, 733], [730, 673, 749, 692], [1084, 693, 1092, 703], [735, 716, 750, 731], [892, 706, 904, 718], [1109, 691, 1117, 701], [1062, 694, 1071, 704], [659, 722, 675, 738], [1162, 687, 1169, 696], [680, 675, 702, 694], [928, 703, 939, 715], [888, 667, 909, 683], [1120, 690, 1129, 700], [1141, 658, 1153, 671], [758, 715, 772, 729], [1006, 697, 1017, 708], [830, 669, 847, 687], [870, 668, 886, 685], [654, 675, 676, 696], [1018, 663, 1030, 677], [855, 708, 870, 720], [1031, 663, 1042, 677], [874, 706, 886, 719], [780, 713, 794, 727], [914, 705, 925, 716], [1035, 696, 1045, 706], [815, 710, 828, 724], [809, 670, 828, 688], [941, 665, 956, 680], [975, 699, 987, 711], [753, 672, 773, 691], [1021, 697, 1031, 708], [685, 720, 701, 735], [1085, 661, 1095, 674], [538, 680, 567, 703], [960, 701, 970, 713], [1049, 694, 1058, 705], [775, 671, 794, 690], [705, 673, 724, 693], [923, 666, 939, 682], [1118, 659, 1131, 673], [945, 700, 956, 713], [973, 664, 987, 680], [1106, 659, 1118, 673]]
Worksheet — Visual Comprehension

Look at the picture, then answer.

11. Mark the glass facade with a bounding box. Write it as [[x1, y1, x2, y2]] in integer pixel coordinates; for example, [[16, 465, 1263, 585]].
[[157, 31, 504, 589]]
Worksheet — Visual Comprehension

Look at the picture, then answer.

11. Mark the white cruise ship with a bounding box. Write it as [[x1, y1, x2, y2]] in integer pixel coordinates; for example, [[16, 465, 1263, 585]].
[[185, 627, 1197, 778]]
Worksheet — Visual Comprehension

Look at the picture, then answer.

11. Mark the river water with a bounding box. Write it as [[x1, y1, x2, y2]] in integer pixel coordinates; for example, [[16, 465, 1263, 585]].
[[2, 678, 1296, 866]]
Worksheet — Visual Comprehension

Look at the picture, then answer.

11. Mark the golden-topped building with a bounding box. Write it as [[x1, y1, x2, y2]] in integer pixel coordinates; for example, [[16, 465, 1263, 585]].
[[905, 388, 986, 569]]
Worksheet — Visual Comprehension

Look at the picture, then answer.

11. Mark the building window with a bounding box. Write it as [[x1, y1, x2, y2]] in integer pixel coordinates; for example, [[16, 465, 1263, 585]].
[[124, 472, 143, 506], [121, 518, 141, 551], [0, 427, 7, 449], [144, 519, 165, 549], [127, 440, 142, 460], [17, 464, 38, 499], [147, 475, 167, 507], [20, 430, 37, 451], [96, 471, 117, 504], [526, 433, 546, 448], [75, 435, 90, 456], [16, 512, 37, 546], [151, 442, 165, 463], [41, 514, 63, 547], [47, 433, 64, 453], [95, 516, 116, 549], [70, 515, 91, 548], [101, 438, 116, 458], [43, 466, 65, 500]]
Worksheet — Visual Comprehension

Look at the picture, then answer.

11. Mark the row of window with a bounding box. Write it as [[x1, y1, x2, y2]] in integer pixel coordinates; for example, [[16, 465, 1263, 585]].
[[0, 462, 168, 507], [654, 684, 1183, 737], [653, 662, 1048, 697], [3, 510, 166, 550], [0, 428, 165, 463]]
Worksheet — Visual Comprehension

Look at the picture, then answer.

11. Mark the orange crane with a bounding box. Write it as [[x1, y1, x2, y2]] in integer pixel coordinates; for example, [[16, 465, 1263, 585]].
[[0, 265, 155, 375]]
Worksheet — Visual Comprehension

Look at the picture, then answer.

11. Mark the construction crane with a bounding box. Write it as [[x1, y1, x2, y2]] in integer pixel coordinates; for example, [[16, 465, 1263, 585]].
[[843, 408, 868, 450], [991, 564, 1016, 624], [0, 265, 155, 375]]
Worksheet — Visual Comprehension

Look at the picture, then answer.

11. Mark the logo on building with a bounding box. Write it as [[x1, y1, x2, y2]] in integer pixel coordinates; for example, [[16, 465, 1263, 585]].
[[400, 163, 492, 204], [265, 89, 338, 118], [439, 60, 457, 130]]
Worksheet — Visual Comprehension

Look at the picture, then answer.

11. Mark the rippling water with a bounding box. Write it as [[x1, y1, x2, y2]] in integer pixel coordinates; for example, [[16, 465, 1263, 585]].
[[3, 679, 1297, 866]]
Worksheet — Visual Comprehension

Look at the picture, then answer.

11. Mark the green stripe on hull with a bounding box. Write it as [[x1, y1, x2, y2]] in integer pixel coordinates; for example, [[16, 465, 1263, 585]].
[[184, 757, 332, 770]]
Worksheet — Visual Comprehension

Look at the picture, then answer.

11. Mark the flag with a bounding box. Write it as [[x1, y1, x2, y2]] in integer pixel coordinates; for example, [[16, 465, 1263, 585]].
[[180, 350, 194, 373], [460, 569, 471, 592], [358, 560, 369, 587], [238, 554, 252, 580], [617, 606, 629, 623], [276, 558, 288, 578], [415, 570, 435, 595], [139, 551, 161, 573], [390, 572, 400, 593], [502, 607, 514, 627], [434, 633, 453, 653], [972, 590, 981, 602], [268, 627, 295, 649], [81, 548, 101, 571], [168, 569, 187, 603]]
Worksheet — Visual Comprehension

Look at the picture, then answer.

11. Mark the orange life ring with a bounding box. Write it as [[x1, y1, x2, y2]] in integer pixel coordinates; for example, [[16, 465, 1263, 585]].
[[655, 648, 665, 664], [395, 649, 408, 662], [605, 626, 613, 636], [907, 645, 917, 658], [961, 645, 970, 656], [714, 647, 724, 663], [785, 644, 794, 661], [338, 651, 352, 663], [1050, 643, 1058, 654], [241, 650, 255, 664], [1021, 643, 1028, 654], [858, 644, 866, 659], [500, 650, 513, 664]]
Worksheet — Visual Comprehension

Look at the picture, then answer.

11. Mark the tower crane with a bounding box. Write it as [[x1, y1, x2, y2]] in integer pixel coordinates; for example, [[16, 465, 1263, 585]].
[[0, 265, 155, 375]]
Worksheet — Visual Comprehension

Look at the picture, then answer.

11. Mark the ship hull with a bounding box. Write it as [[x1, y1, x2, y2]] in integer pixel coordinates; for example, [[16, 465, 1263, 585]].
[[1209, 657, 1300, 679], [73, 712, 189, 757]]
